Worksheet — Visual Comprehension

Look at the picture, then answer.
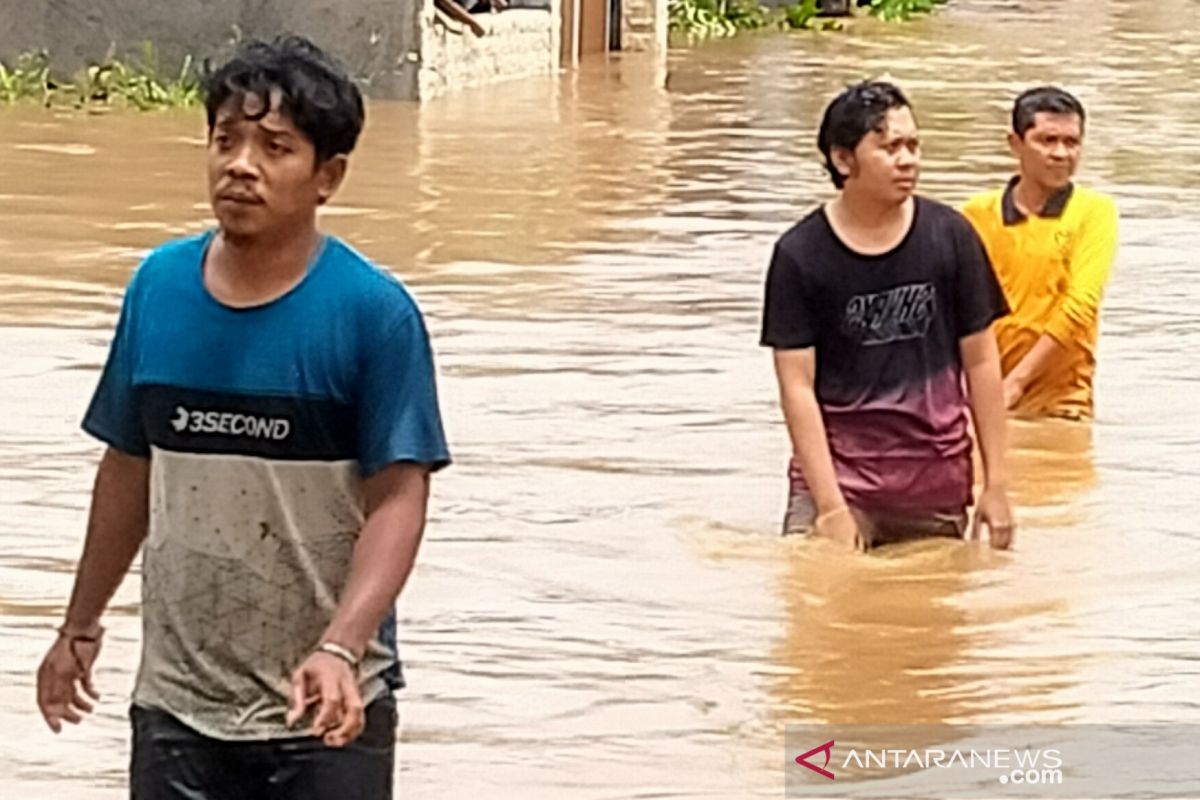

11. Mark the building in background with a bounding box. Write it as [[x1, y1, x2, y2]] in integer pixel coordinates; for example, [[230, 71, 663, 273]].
[[0, 0, 668, 101]]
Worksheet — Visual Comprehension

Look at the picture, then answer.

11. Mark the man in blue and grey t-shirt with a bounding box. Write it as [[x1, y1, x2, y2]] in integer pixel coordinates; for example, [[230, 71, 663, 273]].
[[35, 36, 449, 798]]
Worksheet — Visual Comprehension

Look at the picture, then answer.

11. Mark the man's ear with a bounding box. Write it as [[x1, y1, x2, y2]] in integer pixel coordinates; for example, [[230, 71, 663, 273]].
[[316, 155, 349, 206], [831, 146, 855, 182], [1007, 131, 1023, 158]]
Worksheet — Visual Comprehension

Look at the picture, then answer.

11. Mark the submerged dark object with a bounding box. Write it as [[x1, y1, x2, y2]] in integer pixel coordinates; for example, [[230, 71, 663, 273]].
[[818, 0, 852, 16]]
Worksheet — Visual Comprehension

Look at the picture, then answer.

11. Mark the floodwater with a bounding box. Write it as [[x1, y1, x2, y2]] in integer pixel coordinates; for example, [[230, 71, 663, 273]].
[[2, 0, 1199, 796]]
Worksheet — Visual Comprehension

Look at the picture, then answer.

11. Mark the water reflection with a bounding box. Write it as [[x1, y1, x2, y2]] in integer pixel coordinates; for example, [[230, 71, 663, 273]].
[[1009, 419, 1096, 510], [772, 542, 986, 726]]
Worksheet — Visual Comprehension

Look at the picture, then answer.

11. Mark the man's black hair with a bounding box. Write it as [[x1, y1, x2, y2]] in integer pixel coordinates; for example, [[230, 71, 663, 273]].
[[203, 36, 365, 163], [817, 81, 912, 189], [1012, 86, 1085, 138]]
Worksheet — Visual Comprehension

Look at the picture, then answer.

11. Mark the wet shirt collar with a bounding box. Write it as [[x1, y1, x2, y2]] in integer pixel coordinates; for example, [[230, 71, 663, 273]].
[[1001, 175, 1074, 226]]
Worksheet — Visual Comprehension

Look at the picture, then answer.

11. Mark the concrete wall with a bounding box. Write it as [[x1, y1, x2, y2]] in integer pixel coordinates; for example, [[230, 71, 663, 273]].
[[620, 0, 667, 53], [0, 0, 422, 99], [0, 0, 667, 100], [417, 2, 559, 100]]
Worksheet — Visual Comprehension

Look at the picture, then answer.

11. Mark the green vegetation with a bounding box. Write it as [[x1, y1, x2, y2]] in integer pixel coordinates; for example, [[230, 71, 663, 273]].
[[667, 0, 769, 38], [0, 42, 201, 110], [670, 0, 949, 38], [782, 0, 842, 30], [0, 51, 52, 105], [865, 0, 949, 21]]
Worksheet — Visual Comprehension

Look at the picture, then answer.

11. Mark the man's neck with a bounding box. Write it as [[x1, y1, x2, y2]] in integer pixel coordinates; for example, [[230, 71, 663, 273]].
[[826, 187, 914, 256], [1011, 176, 1059, 217], [835, 186, 910, 229], [207, 224, 321, 307]]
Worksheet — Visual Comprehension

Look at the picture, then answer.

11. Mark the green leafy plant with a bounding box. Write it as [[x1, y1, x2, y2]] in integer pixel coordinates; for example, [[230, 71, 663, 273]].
[[670, 0, 851, 37], [670, 0, 782, 37], [0, 42, 202, 110], [866, 0, 949, 22], [669, 0, 724, 37], [101, 41, 202, 109], [0, 50, 52, 105], [781, 0, 844, 30], [669, 0, 945, 38], [725, 0, 773, 30]]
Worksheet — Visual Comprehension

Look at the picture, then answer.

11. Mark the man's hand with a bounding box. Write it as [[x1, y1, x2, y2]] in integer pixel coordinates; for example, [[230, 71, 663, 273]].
[[972, 485, 1016, 549], [37, 448, 148, 734], [287, 651, 365, 748], [1002, 374, 1025, 410], [814, 506, 864, 552], [37, 627, 103, 733]]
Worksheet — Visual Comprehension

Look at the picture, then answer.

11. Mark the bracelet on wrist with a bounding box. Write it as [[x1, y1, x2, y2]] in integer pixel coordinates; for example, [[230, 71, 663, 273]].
[[316, 641, 360, 670], [57, 624, 104, 643], [815, 505, 851, 526]]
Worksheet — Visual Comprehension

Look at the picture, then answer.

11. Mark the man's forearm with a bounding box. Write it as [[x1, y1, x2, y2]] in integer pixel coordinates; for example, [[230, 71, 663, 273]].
[[773, 350, 844, 513], [1006, 333, 1066, 391], [63, 448, 150, 632], [781, 388, 845, 514], [319, 470, 430, 656], [962, 335, 1011, 488]]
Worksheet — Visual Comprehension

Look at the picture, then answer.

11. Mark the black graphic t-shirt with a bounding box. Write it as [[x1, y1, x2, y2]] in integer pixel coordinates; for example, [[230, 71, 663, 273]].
[[760, 197, 1009, 512]]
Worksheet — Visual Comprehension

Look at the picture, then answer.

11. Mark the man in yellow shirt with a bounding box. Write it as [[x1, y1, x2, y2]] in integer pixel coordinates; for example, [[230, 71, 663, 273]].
[[963, 87, 1118, 419]]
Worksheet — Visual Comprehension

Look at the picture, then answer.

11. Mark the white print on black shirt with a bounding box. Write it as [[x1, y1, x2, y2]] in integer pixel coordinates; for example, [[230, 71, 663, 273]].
[[842, 282, 937, 346], [170, 406, 292, 441]]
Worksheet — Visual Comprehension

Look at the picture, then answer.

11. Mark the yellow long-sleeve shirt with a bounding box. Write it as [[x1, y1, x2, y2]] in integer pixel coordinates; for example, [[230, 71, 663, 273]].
[[963, 180, 1118, 418]]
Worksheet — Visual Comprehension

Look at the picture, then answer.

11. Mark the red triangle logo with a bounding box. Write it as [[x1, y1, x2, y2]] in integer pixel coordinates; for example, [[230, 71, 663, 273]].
[[795, 739, 836, 780]]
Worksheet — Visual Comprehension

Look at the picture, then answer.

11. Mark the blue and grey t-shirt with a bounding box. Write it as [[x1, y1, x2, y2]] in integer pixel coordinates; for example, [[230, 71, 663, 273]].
[[83, 231, 450, 740]]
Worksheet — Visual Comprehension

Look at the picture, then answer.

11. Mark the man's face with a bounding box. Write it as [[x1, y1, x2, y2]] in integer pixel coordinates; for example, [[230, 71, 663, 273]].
[[838, 106, 921, 204], [1010, 111, 1083, 191], [207, 92, 342, 239]]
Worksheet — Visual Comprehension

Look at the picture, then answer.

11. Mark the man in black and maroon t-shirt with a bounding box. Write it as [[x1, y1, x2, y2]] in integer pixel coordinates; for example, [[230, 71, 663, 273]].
[[761, 81, 1016, 551]]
